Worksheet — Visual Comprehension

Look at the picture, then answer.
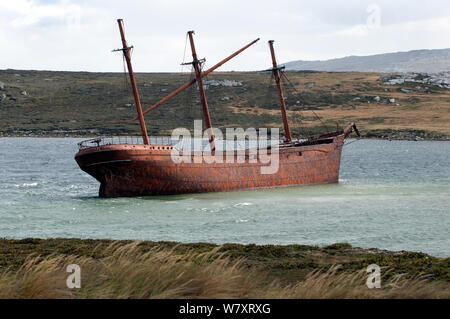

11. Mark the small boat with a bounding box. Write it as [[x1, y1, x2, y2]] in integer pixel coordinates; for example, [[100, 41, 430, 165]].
[[75, 19, 359, 197]]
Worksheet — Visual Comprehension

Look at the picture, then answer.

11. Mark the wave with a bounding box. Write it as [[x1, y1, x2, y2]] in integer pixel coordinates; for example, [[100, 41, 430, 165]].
[[14, 182, 38, 188]]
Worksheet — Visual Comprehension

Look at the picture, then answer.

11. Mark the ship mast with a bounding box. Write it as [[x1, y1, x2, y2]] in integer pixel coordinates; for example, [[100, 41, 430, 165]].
[[187, 31, 215, 152], [116, 19, 150, 145], [268, 40, 292, 142], [138, 37, 260, 118]]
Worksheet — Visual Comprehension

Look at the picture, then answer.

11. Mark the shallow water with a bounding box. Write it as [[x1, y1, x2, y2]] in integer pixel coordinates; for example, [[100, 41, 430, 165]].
[[0, 138, 449, 257]]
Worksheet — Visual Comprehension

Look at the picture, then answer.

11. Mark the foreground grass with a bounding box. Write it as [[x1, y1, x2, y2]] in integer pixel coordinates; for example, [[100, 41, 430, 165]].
[[0, 239, 448, 298]]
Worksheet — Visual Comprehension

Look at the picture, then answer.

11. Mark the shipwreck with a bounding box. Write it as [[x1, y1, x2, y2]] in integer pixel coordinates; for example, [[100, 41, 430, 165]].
[[75, 19, 359, 197]]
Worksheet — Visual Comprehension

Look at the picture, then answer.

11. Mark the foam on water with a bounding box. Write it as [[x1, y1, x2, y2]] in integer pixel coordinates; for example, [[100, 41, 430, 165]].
[[0, 138, 449, 256]]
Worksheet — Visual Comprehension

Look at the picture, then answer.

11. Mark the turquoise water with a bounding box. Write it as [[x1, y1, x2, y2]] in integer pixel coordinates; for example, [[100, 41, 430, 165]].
[[0, 138, 449, 257]]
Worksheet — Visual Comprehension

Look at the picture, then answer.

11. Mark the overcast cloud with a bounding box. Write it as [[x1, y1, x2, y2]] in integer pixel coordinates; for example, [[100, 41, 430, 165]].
[[1, 0, 449, 72]]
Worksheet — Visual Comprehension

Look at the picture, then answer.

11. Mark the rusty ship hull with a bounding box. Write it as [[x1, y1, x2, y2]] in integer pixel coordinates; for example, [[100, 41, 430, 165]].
[[75, 129, 351, 198]]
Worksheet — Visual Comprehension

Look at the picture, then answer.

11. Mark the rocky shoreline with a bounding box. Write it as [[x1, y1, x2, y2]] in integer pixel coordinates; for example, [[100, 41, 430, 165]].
[[1, 129, 449, 141]]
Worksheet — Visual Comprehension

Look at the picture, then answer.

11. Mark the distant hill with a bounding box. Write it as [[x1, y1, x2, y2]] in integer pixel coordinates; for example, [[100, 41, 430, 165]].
[[1, 69, 449, 140], [282, 49, 450, 73]]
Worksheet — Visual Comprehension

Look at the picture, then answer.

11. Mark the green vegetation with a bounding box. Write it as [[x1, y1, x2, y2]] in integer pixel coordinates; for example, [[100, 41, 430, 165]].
[[0, 238, 448, 298], [0, 69, 449, 140]]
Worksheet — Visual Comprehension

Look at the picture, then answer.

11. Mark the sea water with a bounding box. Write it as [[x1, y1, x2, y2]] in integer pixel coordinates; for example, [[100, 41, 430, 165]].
[[0, 138, 448, 257]]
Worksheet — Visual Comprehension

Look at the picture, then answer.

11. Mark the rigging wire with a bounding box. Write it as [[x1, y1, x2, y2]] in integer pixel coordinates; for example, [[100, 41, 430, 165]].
[[280, 72, 330, 137], [181, 33, 189, 73], [187, 65, 197, 123], [120, 19, 130, 89], [279, 74, 312, 140], [179, 34, 201, 128], [122, 54, 129, 88], [343, 137, 361, 147]]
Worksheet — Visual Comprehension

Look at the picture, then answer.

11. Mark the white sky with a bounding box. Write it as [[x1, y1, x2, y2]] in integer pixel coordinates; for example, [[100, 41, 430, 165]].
[[1, 0, 449, 72]]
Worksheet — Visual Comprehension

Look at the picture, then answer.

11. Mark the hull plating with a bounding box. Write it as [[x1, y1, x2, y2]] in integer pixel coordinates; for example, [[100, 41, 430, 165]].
[[75, 135, 346, 198]]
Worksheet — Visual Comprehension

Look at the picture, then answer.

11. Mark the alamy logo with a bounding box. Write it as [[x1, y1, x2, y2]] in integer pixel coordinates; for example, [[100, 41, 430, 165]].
[[366, 4, 381, 30], [66, 264, 81, 289], [171, 120, 280, 174], [366, 264, 381, 289]]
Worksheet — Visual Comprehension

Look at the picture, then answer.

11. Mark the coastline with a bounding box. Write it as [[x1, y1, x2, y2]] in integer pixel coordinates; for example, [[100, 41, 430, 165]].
[[1, 130, 449, 141], [1, 70, 449, 144]]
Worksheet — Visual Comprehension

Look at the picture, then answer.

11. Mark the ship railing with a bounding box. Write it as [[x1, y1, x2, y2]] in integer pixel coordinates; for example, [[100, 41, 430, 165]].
[[172, 138, 284, 152], [78, 136, 295, 151], [77, 136, 174, 150]]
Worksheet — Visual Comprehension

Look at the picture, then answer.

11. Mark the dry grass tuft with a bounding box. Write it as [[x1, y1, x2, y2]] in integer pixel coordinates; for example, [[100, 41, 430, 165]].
[[261, 266, 449, 299], [0, 242, 254, 299], [0, 242, 448, 299], [0, 254, 79, 299]]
